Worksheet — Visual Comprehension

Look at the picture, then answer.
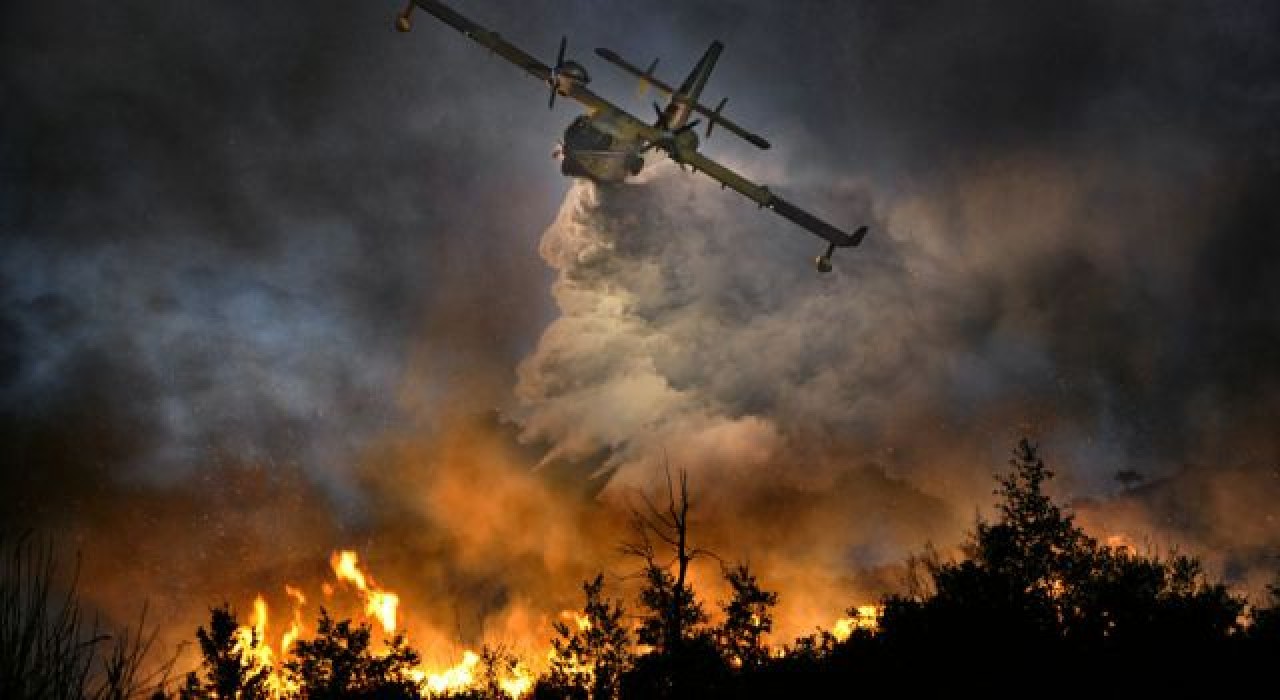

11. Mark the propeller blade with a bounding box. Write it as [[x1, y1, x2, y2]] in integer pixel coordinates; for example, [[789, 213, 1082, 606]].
[[707, 97, 728, 139], [548, 37, 567, 110], [636, 57, 659, 99], [652, 102, 665, 127]]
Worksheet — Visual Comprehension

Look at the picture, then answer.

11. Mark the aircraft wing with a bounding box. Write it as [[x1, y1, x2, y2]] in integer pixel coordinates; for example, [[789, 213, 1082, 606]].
[[594, 48, 678, 95], [408, 0, 553, 82], [676, 150, 867, 248]]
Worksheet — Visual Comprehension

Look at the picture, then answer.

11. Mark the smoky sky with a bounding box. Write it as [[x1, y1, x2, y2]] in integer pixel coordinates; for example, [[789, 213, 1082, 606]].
[[3, 0, 1280, 610]]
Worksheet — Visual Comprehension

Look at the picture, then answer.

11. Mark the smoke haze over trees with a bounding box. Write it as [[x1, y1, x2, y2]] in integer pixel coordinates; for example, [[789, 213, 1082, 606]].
[[9, 442, 1272, 697]]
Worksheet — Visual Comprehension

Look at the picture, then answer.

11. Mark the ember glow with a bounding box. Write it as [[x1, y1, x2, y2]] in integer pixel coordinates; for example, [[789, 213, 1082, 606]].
[[1104, 534, 1140, 554]]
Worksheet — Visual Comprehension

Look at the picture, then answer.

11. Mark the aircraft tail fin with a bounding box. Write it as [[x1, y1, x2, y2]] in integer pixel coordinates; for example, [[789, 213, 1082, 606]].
[[676, 40, 722, 103], [660, 41, 722, 129]]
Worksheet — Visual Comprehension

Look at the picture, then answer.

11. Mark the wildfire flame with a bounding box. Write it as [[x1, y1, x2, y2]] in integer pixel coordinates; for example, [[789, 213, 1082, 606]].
[[230, 549, 533, 698], [232, 595, 275, 670], [280, 585, 305, 655], [330, 550, 400, 634], [226, 548, 864, 697], [831, 605, 882, 641], [500, 669, 534, 698], [560, 609, 591, 632], [230, 594, 299, 695], [420, 650, 478, 695]]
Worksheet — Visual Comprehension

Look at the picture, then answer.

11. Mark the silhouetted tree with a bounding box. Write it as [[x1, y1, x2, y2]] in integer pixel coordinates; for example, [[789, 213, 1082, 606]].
[[180, 604, 271, 700], [283, 608, 419, 700], [977, 438, 1090, 593], [622, 468, 711, 656], [713, 565, 777, 671], [874, 439, 1249, 691], [481, 645, 526, 699], [633, 565, 707, 656], [620, 466, 727, 699], [538, 574, 631, 700], [1248, 574, 1280, 648]]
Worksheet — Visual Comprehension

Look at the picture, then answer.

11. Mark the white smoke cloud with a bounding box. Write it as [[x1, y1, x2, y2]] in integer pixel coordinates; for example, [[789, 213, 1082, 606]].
[[510, 149, 1232, 504], [511, 166, 958, 493]]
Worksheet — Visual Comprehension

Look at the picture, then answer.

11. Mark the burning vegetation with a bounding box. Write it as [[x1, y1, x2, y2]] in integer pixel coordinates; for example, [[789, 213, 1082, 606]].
[[4, 440, 1280, 698]]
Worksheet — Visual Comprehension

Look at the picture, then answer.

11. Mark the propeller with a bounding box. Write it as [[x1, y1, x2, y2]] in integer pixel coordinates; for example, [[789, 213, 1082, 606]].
[[548, 36, 567, 109]]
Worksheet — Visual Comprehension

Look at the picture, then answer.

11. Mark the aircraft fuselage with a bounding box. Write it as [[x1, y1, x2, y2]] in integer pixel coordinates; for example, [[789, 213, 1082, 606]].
[[559, 111, 643, 182], [559, 114, 640, 182], [559, 110, 700, 183]]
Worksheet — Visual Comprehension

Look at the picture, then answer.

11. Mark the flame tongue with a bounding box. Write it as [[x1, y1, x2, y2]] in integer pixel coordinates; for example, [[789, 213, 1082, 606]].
[[238, 595, 273, 667], [281, 585, 305, 654], [330, 549, 400, 634], [331, 550, 369, 590]]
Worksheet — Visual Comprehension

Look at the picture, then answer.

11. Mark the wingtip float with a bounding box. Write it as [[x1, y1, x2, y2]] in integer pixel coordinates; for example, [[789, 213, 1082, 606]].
[[394, 0, 869, 273]]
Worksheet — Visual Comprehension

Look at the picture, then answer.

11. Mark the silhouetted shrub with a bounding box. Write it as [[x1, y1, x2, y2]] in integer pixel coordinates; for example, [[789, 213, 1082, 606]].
[[179, 604, 271, 700], [713, 564, 776, 672], [538, 574, 631, 700], [283, 608, 420, 700], [868, 439, 1249, 692], [1, 533, 164, 700]]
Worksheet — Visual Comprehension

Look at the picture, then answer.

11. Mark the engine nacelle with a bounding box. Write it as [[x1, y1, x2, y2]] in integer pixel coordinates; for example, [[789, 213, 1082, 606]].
[[554, 60, 590, 94], [673, 128, 700, 153]]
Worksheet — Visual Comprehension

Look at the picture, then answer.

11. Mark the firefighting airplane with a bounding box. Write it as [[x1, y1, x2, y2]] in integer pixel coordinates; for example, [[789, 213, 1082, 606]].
[[394, 0, 869, 272]]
